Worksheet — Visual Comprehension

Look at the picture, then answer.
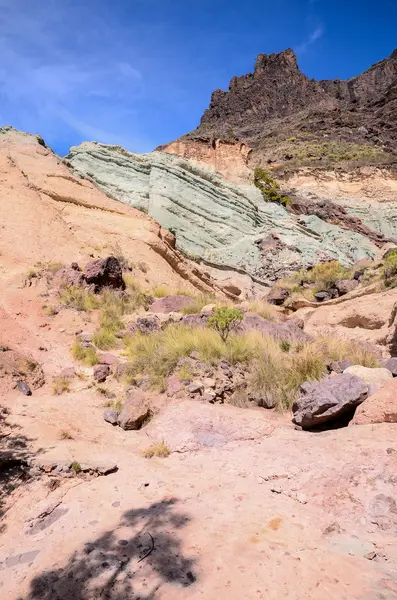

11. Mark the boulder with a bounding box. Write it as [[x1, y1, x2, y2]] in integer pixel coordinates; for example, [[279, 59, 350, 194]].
[[93, 364, 110, 383], [329, 359, 353, 374], [314, 291, 332, 302], [238, 313, 309, 342], [84, 256, 125, 291], [344, 365, 393, 388], [292, 374, 369, 429], [98, 353, 119, 366], [103, 409, 119, 425], [181, 313, 210, 327], [130, 315, 160, 334], [150, 294, 194, 314], [117, 394, 153, 430], [59, 367, 76, 378], [382, 357, 397, 376], [267, 287, 290, 306], [352, 378, 397, 425], [16, 380, 32, 396], [335, 279, 359, 296]]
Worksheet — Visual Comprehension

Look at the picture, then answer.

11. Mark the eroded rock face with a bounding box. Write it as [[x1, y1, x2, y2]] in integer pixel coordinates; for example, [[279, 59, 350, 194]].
[[67, 142, 379, 284], [292, 374, 369, 429], [181, 48, 397, 161]]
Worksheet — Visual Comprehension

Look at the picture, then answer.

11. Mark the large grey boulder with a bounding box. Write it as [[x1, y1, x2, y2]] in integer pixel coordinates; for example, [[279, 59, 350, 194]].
[[292, 374, 369, 429]]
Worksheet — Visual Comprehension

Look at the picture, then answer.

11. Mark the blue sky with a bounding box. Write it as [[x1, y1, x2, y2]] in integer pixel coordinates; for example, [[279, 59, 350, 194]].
[[0, 0, 396, 155]]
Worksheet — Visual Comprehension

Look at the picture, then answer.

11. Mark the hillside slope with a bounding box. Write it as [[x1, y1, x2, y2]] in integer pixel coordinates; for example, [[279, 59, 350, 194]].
[[161, 48, 397, 178], [67, 141, 387, 285]]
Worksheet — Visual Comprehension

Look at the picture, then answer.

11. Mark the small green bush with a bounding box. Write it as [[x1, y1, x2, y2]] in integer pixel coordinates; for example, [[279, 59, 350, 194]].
[[383, 250, 397, 285], [208, 307, 244, 342], [254, 168, 291, 207], [72, 342, 99, 366]]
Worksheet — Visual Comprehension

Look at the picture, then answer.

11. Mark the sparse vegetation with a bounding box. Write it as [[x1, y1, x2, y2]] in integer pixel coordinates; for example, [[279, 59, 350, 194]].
[[71, 461, 81, 474], [60, 430, 74, 440], [72, 341, 99, 366], [244, 299, 278, 321], [180, 293, 216, 314], [277, 260, 352, 300], [176, 363, 194, 382], [60, 286, 100, 311], [104, 397, 123, 411], [383, 249, 397, 286], [142, 441, 170, 459], [254, 168, 291, 207], [52, 376, 71, 395], [208, 307, 244, 341], [124, 324, 379, 409]]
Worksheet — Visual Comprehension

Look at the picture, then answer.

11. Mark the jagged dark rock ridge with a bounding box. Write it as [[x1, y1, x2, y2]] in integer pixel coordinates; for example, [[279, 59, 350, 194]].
[[184, 48, 397, 164]]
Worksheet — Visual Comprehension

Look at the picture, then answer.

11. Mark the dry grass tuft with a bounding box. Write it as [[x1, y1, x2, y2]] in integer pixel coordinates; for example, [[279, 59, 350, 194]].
[[52, 376, 71, 396], [244, 299, 279, 321], [72, 342, 99, 366], [142, 441, 170, 459]]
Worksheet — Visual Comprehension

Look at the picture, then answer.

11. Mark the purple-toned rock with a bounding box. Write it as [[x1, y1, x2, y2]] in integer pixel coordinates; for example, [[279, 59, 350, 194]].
[[329, 359, 353, 374], [98, 353, 119, 366], [59, 367, 76, 379], [103, 409, 119, 425], [267, 287, 290, 306], [382, 357, 397, 377], [292, 374, 369, 429], [238, 313, 309, 342], [150, 295, 194, 314], [93, 364, 110, 383], [314, 291, 332, 302], [181, 313, 209, 327], [54, 264, 86, 288], [335, 279, 359, 296], [130, 315, 160, 334], [117, 394, 153, 430], [84, 256, 125, 291]]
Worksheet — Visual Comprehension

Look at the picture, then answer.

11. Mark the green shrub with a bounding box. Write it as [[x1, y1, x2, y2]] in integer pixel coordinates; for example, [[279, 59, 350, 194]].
[[254, 168, 291, 207], [383, 250, 397, 285], [72, 342, 99, 366], [208, 307, 244, 341]]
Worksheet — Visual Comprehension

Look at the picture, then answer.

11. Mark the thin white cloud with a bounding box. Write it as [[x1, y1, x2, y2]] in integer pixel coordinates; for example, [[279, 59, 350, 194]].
[[295, 25, 324, 55]]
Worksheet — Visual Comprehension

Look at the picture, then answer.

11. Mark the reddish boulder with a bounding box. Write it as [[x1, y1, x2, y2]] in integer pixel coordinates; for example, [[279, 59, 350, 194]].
[[117, 394, 153, 430], [335, 279, 359, 296], [93, 364, 110, 383], [351, 378, 397, 425], [267, 287, 290, 306], [151, 294, 194, 314], [84, 256, 125, 291]]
